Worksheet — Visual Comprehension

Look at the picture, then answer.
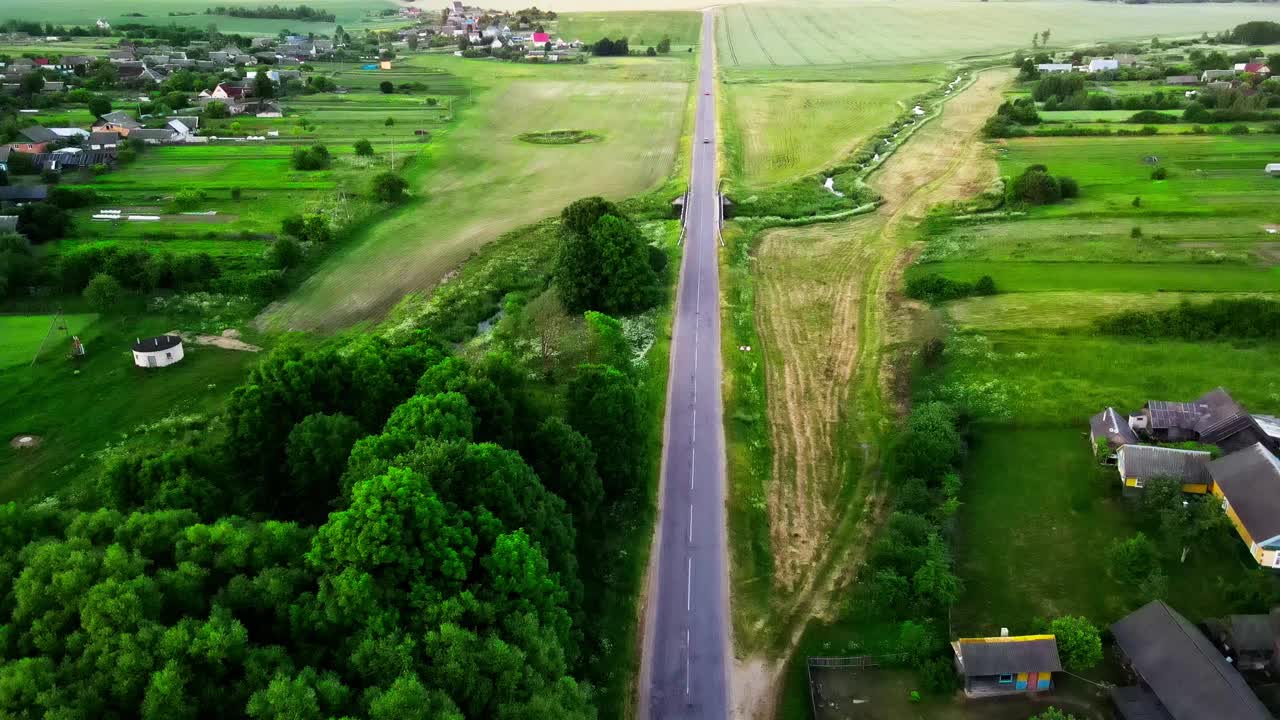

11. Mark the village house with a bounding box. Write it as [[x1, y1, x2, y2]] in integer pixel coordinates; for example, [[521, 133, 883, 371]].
[[87, 131, 120, 151], [211, 82, 250, 100], [94, 111, 142, 136], [1129, 388, 1275, 453], [951, 633, 1060, 697], [1115, 444, 1213, 494], [1088, 58, 1119, 73], [1209, 443, 1280, 568], [1236, 62, 1272, 76], [1207, 610, 1280, 671], [1090, 406, 1139, 461], [1165, 75, 1199, 86], [1202, 68, 1236, 82], [1110, 600, 1271, 720], [1036, 63, 1074, 73]]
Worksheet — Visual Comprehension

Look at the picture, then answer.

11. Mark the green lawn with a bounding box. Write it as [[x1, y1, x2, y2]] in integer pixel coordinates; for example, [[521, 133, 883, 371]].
[[954, 426, 1260, 635], [0, 311, 260, 501], [0, 314, 98, 369], [725, 81, 931, 187]]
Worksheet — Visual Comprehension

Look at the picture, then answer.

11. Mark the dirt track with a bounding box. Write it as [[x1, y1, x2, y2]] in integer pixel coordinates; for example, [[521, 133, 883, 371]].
[[734, 67, 1014, 720]]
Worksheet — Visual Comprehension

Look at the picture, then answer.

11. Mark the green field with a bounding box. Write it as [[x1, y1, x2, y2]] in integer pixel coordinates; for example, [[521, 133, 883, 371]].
[[261, 55, 692, 330], [726, 80, 931, 187], [0, 310, 260, 500], [954, 426, 1259, 635], [0, 314, 98, 368], [555, 11, 701, 49], [0, 0, 402, 35], [716, 0, 1280, 68]]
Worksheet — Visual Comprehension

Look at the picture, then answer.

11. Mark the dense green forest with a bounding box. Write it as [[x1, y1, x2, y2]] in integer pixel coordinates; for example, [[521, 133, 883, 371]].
[[0, 198, 670, 719]]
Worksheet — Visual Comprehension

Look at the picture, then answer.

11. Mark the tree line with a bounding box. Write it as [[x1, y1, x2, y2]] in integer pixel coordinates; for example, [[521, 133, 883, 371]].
[[1097, 298, 1280, 340], [205, 4, 337, 22]]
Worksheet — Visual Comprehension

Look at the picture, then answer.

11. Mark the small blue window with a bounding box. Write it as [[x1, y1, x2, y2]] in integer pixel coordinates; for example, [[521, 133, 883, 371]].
[[998, 674, 1013, 684]]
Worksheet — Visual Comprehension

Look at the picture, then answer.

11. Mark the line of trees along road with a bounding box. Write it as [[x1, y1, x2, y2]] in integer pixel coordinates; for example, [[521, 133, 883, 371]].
[[0, 196, 671, 718]]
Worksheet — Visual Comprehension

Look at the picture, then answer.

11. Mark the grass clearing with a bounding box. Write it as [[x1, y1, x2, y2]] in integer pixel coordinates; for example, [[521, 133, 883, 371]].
[[725, 81, 932, 187], [0, 310, 260, 501], [261, 73, 690, 330]]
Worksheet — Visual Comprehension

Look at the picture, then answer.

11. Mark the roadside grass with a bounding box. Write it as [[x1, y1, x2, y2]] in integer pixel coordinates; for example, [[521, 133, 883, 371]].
[[724, 81, 932, 188], [554, 11, 702, 49], [0, 308, 260, 502], [261, 74, 690, 330], [715, 0, 1280, 69]]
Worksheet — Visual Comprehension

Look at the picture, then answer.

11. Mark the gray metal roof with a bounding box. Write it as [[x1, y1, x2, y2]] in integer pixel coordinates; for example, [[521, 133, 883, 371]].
[[18, 126, 58, 144], [1227, 614, 1276, 653], [0, 185, 48, 201], [1091, 407, 1139, 448], [1209, 443, 1280, 543], [1112, 685, 1175, 720], [1117, 445, 1212, 484], [1111, 601, 1272, 720], [1195, 387, 1263, 446], [955, 637, 1061, 676]]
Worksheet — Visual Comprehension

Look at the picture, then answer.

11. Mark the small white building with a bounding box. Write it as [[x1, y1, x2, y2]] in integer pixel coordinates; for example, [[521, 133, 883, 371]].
[[1266, 163, 1280, 177], [1037, 63, 1074, 74], [1088, 58, 1119, 73], [133, 335, 184, 368]]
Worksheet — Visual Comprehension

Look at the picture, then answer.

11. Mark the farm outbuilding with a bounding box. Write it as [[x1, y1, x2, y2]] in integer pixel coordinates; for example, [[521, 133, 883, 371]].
[[1266, 163, 1280, 177], [132, 335, 184, 368], [951, 633, 1060, 697]]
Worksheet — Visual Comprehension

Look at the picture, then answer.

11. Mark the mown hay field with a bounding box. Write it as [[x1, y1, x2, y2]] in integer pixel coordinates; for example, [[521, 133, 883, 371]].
[[261, 65, 690, 330], [716, 0, 1280, 68], [726, 81, 931, 188]]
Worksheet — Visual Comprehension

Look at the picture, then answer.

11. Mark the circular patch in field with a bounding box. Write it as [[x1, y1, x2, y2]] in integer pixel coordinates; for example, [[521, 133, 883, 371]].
[[9, 434, 41, 450], [516, 129, 602, 145]]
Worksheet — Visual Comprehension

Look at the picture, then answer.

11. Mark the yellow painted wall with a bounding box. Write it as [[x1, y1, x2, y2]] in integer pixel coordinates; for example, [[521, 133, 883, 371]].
[[1181, 483, 1209, 494], [1213, 485, 1265, 565], [1125, 478, 1138, 488]]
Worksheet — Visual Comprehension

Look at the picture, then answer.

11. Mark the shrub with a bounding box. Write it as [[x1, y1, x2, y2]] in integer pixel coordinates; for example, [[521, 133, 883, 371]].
[[353, 139, 374, 156], [291, 144, 331, 170], [384, 116, 395, 127], [231, 187, 242, 201], [269, 236, 303, 269], [371, 172, 409, 203], [87, 95, 112, 118], [1127, 110, 1176, 124], [1228, 124, 1250, 135], [1048, 616, 1103, 671], [204, 101, 229, 119], [173, 189, 207, 211], [905, 274, 997, 302], [83, 273, 122, 310], [1096, 298, 1280, 340], [1151, 166, 1168, 180], [379, 81, 394, 94], [49, 186, 97, 209], [1058, 176, 1079, 198], [1007, 167, 1061, 206], [40, 169, 61, 185]]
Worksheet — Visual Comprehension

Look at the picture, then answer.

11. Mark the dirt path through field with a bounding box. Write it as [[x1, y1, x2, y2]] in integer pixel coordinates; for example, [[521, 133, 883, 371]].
[[733, 67, 1014, 720]]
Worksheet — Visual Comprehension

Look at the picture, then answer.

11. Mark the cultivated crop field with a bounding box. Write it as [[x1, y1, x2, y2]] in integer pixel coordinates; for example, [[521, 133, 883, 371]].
[[555, 11, 702, 49], [261, 62, 690, 330], [716, 0, 1280, 68], [726, 81, 932, 188]]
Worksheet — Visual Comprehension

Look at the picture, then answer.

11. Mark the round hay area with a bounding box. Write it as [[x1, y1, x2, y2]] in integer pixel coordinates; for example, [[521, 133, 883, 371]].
[[9, 434, 42, 450], [516, 129, 602, 145]]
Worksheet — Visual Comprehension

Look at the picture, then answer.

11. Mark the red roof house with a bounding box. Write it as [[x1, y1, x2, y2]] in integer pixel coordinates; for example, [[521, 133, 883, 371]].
[[532, 32, 550, 44], [211, 82, 248, 100], [33, 58, 48, 66], [1244, 63, 1272, 76]]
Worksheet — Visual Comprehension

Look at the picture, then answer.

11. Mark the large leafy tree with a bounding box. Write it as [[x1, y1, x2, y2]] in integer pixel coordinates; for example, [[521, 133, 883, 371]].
[[567, 364, 643, 500], [1048, 616, 1102, 671], [554, 198, 659, 314]]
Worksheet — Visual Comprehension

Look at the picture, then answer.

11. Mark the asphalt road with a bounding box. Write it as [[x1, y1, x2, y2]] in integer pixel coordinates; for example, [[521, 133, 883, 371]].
[[639, 10, 731, 720]]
